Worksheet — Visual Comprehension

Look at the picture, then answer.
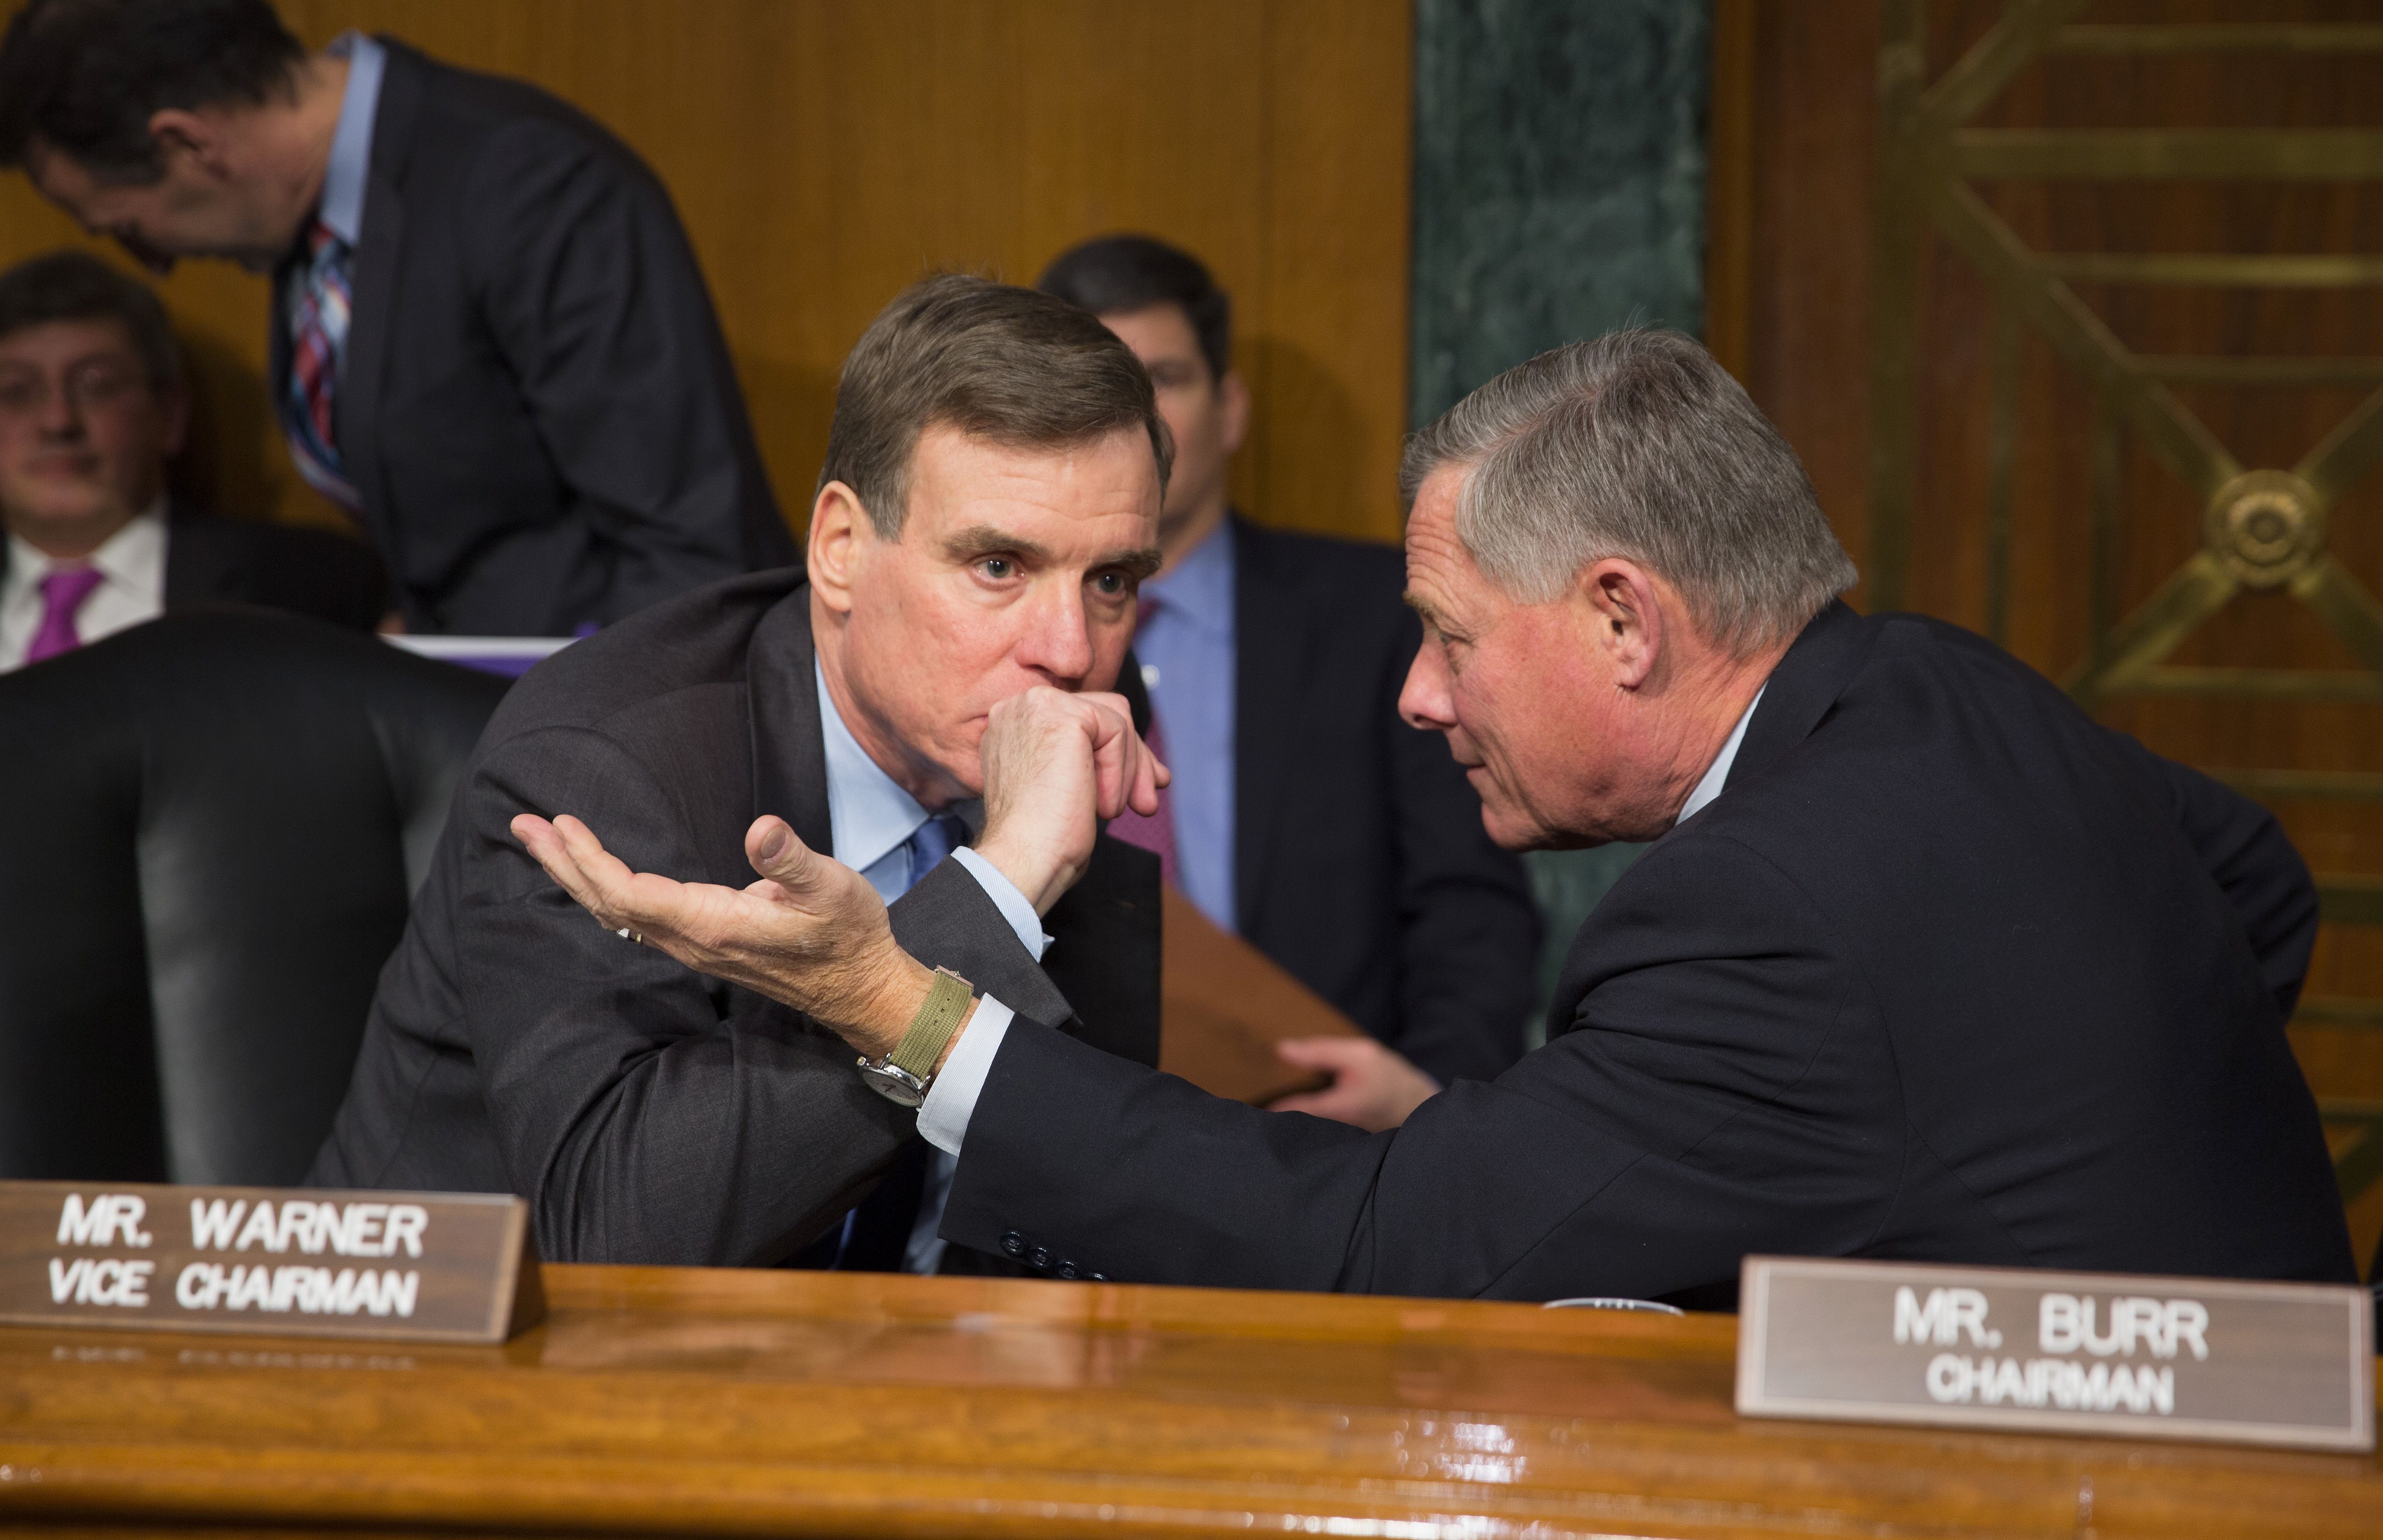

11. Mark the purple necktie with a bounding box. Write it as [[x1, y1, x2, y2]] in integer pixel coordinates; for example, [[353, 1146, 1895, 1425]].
[[1106, 597, 1180, 887], [23, 566, 107, 665]]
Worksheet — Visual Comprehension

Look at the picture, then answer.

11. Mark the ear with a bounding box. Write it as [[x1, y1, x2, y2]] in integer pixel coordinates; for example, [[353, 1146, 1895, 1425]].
[[1217, 368, 1251, 457], [1579, 558, 1667, 691], [806, 481, 874, 616], [146, 110, 231, 178]]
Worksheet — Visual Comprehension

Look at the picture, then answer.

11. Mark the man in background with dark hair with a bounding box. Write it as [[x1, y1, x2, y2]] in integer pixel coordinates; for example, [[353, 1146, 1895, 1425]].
[[1037, 234, 1539, 1129], [312, 275, 1168, 1278], [0, 0, 792, 636], [0, 248, 385, 668]]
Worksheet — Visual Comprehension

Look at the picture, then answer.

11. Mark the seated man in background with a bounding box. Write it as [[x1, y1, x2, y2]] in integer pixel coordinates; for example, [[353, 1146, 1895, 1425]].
[[1037, 235, 1539, 1128], [0, 248, 385, 670], [313, 276, 1169, 1276], [529, 328, 2357, 1303], [0, 0, 792, 636]]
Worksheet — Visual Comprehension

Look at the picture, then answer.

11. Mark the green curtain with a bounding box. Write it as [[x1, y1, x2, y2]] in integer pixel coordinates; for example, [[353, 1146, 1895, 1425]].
[[1410, 0, 1713, 1042]]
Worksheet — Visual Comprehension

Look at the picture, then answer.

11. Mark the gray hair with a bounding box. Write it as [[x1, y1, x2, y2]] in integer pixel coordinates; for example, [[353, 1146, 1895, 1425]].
[[1400, 329, 1855, 656]]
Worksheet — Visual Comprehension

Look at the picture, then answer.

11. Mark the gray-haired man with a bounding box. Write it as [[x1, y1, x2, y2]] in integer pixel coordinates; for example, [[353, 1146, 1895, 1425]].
[[521, 329, 2355, 1303]]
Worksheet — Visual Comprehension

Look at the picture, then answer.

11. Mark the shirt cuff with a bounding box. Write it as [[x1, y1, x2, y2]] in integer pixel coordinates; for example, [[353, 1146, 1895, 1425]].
[[950, 846, 1052, 960], [918, 996, 1012, 1155]]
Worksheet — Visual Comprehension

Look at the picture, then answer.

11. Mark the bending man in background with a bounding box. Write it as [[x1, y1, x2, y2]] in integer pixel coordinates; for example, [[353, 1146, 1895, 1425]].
[[0, 0, 792, 636], [522, 328, 2356, 1302]]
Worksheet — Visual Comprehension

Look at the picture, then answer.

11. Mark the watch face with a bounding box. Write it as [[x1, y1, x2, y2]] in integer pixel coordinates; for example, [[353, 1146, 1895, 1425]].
[[858, 1059, 928, 1108]]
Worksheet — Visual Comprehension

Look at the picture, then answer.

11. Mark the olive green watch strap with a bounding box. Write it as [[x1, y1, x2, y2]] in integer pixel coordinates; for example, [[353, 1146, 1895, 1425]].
[[887, 967, 975, 1082]]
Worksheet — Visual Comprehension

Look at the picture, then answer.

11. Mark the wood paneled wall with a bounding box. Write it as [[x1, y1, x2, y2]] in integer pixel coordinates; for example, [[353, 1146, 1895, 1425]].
[[0, 0, 1413, 544]]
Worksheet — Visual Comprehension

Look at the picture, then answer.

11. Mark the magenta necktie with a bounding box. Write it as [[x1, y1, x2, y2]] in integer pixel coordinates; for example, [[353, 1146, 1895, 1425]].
[[1106, 597, 1180, 887], [23, 566, 107, 665]]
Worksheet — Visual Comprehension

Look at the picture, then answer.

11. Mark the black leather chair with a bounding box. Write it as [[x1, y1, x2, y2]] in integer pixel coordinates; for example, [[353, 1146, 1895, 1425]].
[[0, 610, 508, 1185]]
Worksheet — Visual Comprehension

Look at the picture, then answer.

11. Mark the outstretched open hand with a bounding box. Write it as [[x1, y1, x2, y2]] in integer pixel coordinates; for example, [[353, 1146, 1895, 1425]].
[[511, 811, 930, 1057]]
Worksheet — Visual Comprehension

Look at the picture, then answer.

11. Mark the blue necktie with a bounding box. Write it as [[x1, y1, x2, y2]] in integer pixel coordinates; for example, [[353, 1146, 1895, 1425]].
[[904, 813, 963, 891]]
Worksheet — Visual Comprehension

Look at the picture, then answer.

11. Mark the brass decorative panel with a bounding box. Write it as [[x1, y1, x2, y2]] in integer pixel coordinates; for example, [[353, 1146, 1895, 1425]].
[[1869, 3, 2383, 1216]]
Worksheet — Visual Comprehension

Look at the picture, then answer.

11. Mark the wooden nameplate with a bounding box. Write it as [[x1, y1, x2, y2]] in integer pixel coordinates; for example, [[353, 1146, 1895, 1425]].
[[1157, 886, 1366, 1104], [1737, 1254, 2374, 1453], [0, 1179, 544, 1345]]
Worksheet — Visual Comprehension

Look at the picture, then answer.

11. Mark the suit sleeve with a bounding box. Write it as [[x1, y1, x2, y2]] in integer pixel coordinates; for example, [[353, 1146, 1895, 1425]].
[[2105, 729, 2318, 1018], [463, 121, 792, 623], [940, 832, 1890, 1300], [453, 724, 1044, 1267], [1378, 605, 1542, 1083]]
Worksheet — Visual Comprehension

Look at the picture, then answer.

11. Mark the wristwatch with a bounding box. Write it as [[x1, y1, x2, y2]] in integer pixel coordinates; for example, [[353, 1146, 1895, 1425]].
[[856, 966, 976, 1108]]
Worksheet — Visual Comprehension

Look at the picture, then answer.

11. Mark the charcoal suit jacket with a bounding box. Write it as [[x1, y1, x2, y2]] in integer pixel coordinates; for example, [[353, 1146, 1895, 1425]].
[[272, 39, 793, 637], [0, 502, 389, 638], [1227, 518, 1540, 1084], [308, 567, 1161, 1268], [937, 602, 2357, 1300]]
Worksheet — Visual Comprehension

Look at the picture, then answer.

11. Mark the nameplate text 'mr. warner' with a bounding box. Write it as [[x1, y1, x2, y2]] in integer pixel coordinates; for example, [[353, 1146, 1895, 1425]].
[[0, 1180, 542, 1345]]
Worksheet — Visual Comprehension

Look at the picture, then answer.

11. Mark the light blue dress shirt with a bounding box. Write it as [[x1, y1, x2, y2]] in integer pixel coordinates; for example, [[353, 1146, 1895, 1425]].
[[1674, 687, 1763, 825], [814, 662, 1044, 1273], [318, 32, 386, 250], [1134, 518, 1238, 930]]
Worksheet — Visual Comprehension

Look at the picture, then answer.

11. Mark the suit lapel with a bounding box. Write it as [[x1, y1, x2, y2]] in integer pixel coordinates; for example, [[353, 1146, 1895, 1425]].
[[1230, 516, 1304, 927], [1726, 601, 1876, 790], [745, 583, 835, 861], [337, 39, 426, 561]]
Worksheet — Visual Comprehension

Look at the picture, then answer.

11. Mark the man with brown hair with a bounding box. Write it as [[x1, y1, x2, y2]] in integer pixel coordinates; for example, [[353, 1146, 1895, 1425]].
[[0, 248, 385, 667], [310, 275, 1171, 1276]]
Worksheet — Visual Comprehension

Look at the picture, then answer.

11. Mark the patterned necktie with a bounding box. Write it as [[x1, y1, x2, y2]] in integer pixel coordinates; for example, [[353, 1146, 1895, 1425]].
[[1105, 596, 1180, 886], [23, 566, 108, 665], [285, 220, 363, 510]]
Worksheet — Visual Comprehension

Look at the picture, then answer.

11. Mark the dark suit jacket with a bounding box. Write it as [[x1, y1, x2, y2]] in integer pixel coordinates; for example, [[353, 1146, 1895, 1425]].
[[272, 39, 793, 638], [0, 503, 388, 636], [308, 566, 1161, 1268], [1228, 518, 1540, 1083], [940, 603, 2357, 1299]]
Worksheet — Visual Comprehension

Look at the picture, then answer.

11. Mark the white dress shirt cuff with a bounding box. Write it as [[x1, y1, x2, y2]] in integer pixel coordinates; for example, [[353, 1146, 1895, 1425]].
[[917, 996, 1012, 1155], [950, 846, 1052, 960]]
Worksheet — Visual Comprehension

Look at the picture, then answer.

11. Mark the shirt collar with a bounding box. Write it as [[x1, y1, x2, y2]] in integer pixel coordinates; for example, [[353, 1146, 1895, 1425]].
[[1141, 515, 1234, 635], [1675, 684, 1766, 826], [316, 31, 388, 246], [815, 658, 930, 873], [6, 498, 167, 593]]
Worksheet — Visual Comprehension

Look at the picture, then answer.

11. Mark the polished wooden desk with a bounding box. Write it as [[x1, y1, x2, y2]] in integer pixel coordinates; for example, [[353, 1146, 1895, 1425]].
[[0, 1263, 2377, 1540]]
